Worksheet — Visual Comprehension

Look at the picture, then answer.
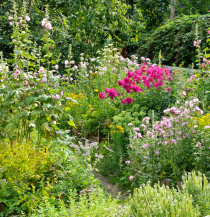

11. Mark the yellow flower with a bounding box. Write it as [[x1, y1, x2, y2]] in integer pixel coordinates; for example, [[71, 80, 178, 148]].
[[94, 89, 99, 92]]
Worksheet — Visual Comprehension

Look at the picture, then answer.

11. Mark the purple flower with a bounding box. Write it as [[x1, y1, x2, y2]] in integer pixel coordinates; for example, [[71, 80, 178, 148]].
[[155, 151, 159, 155]]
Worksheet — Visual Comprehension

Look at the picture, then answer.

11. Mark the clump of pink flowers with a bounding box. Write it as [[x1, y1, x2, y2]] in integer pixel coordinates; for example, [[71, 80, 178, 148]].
[[118, 63, 172, 93], [99, 88, 120, 100]]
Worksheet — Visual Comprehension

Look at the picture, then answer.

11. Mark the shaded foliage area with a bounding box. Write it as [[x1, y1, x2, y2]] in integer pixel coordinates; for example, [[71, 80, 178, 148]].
[[0, 0, 142, 67], [136, 14, 210, 67]]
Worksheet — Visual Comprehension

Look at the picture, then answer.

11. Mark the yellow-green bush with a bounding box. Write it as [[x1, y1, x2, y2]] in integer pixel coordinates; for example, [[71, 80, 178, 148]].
[[0, 140, 53, 216]]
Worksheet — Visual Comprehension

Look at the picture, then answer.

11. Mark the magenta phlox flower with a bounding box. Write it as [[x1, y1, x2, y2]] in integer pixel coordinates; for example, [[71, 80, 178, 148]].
[[99, 92, 106, 99], [155, 150, 159, 154], [131, 85, 143, 92], [125, 97, 134, 104], [105, 88, 120, 99], [143, 144, 148, 148], [118, 80, 124, 86], [121, 99, 126, 104], [125, 161, 130, 164], [128, 71, 134, 78]]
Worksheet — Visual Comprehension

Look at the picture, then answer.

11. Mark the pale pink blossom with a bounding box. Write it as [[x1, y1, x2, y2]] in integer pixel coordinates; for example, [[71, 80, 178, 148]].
[[125, 161, 130, 164], [204, 125, 210, 129], [52, 121, 56, 125], [24, 80, 28, 85], [133, 127, 139, 131], [155, 151, 159, 154], [61, 91, 63, 96], [45, 23, 52, 29], [36, 90, 40, 93], [8, 16, 13, 20], [138, 133, 142, 138], [55, 64, 59, 69], [9, 22, 12, 25], [39, 66, 45, 73], [55, 94, 60, 99], [14, 70, 20, 76], [26, 15, 30, 21], [41, 18, 47, 26], [129, 175, 133, 181]]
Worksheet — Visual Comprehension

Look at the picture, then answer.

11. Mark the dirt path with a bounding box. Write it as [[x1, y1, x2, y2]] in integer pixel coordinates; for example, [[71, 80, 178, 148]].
[[92, 170, 128, 200]]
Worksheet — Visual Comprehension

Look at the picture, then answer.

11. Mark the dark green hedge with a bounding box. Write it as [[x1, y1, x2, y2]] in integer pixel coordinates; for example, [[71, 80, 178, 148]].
[[136, 14, 210, 68]]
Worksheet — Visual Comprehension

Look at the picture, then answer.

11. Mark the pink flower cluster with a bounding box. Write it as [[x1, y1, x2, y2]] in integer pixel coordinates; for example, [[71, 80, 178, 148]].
[[99, 88, 120, 99], [131, 99, 203, 152], [41, 18, 53, 30], [121, 97, 134, 104], [118, 63, 172, 93], [194, 40, 201, 48]]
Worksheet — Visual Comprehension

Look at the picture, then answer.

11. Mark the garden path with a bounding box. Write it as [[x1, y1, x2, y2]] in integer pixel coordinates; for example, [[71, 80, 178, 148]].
[[92, 170, 128, 200]]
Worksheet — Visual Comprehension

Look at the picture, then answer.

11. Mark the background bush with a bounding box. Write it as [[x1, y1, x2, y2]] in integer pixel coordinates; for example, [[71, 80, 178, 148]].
[[136, 14, 210, 68]]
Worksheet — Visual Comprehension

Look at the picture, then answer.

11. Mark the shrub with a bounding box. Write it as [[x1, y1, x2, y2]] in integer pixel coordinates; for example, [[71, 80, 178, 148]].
[[136, 14, 210, 68], [124, 98, 210, 185], [0, 141, 53, 216], [182, 171, 210, 216], [29, 188, 129, 217], [129, 181, 200, 216]]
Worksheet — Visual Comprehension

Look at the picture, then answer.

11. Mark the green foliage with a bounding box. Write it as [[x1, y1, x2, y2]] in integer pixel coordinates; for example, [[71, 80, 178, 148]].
[[175, 0, 210, 15], [137, 14, 210, 67], [182, 171, 210, 216], [129, 181, 200, 216], [29, 188, 129, 217], [0, 0, 142, 66], [0, 140, 53, 216], [134, 0, 171, 30]]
